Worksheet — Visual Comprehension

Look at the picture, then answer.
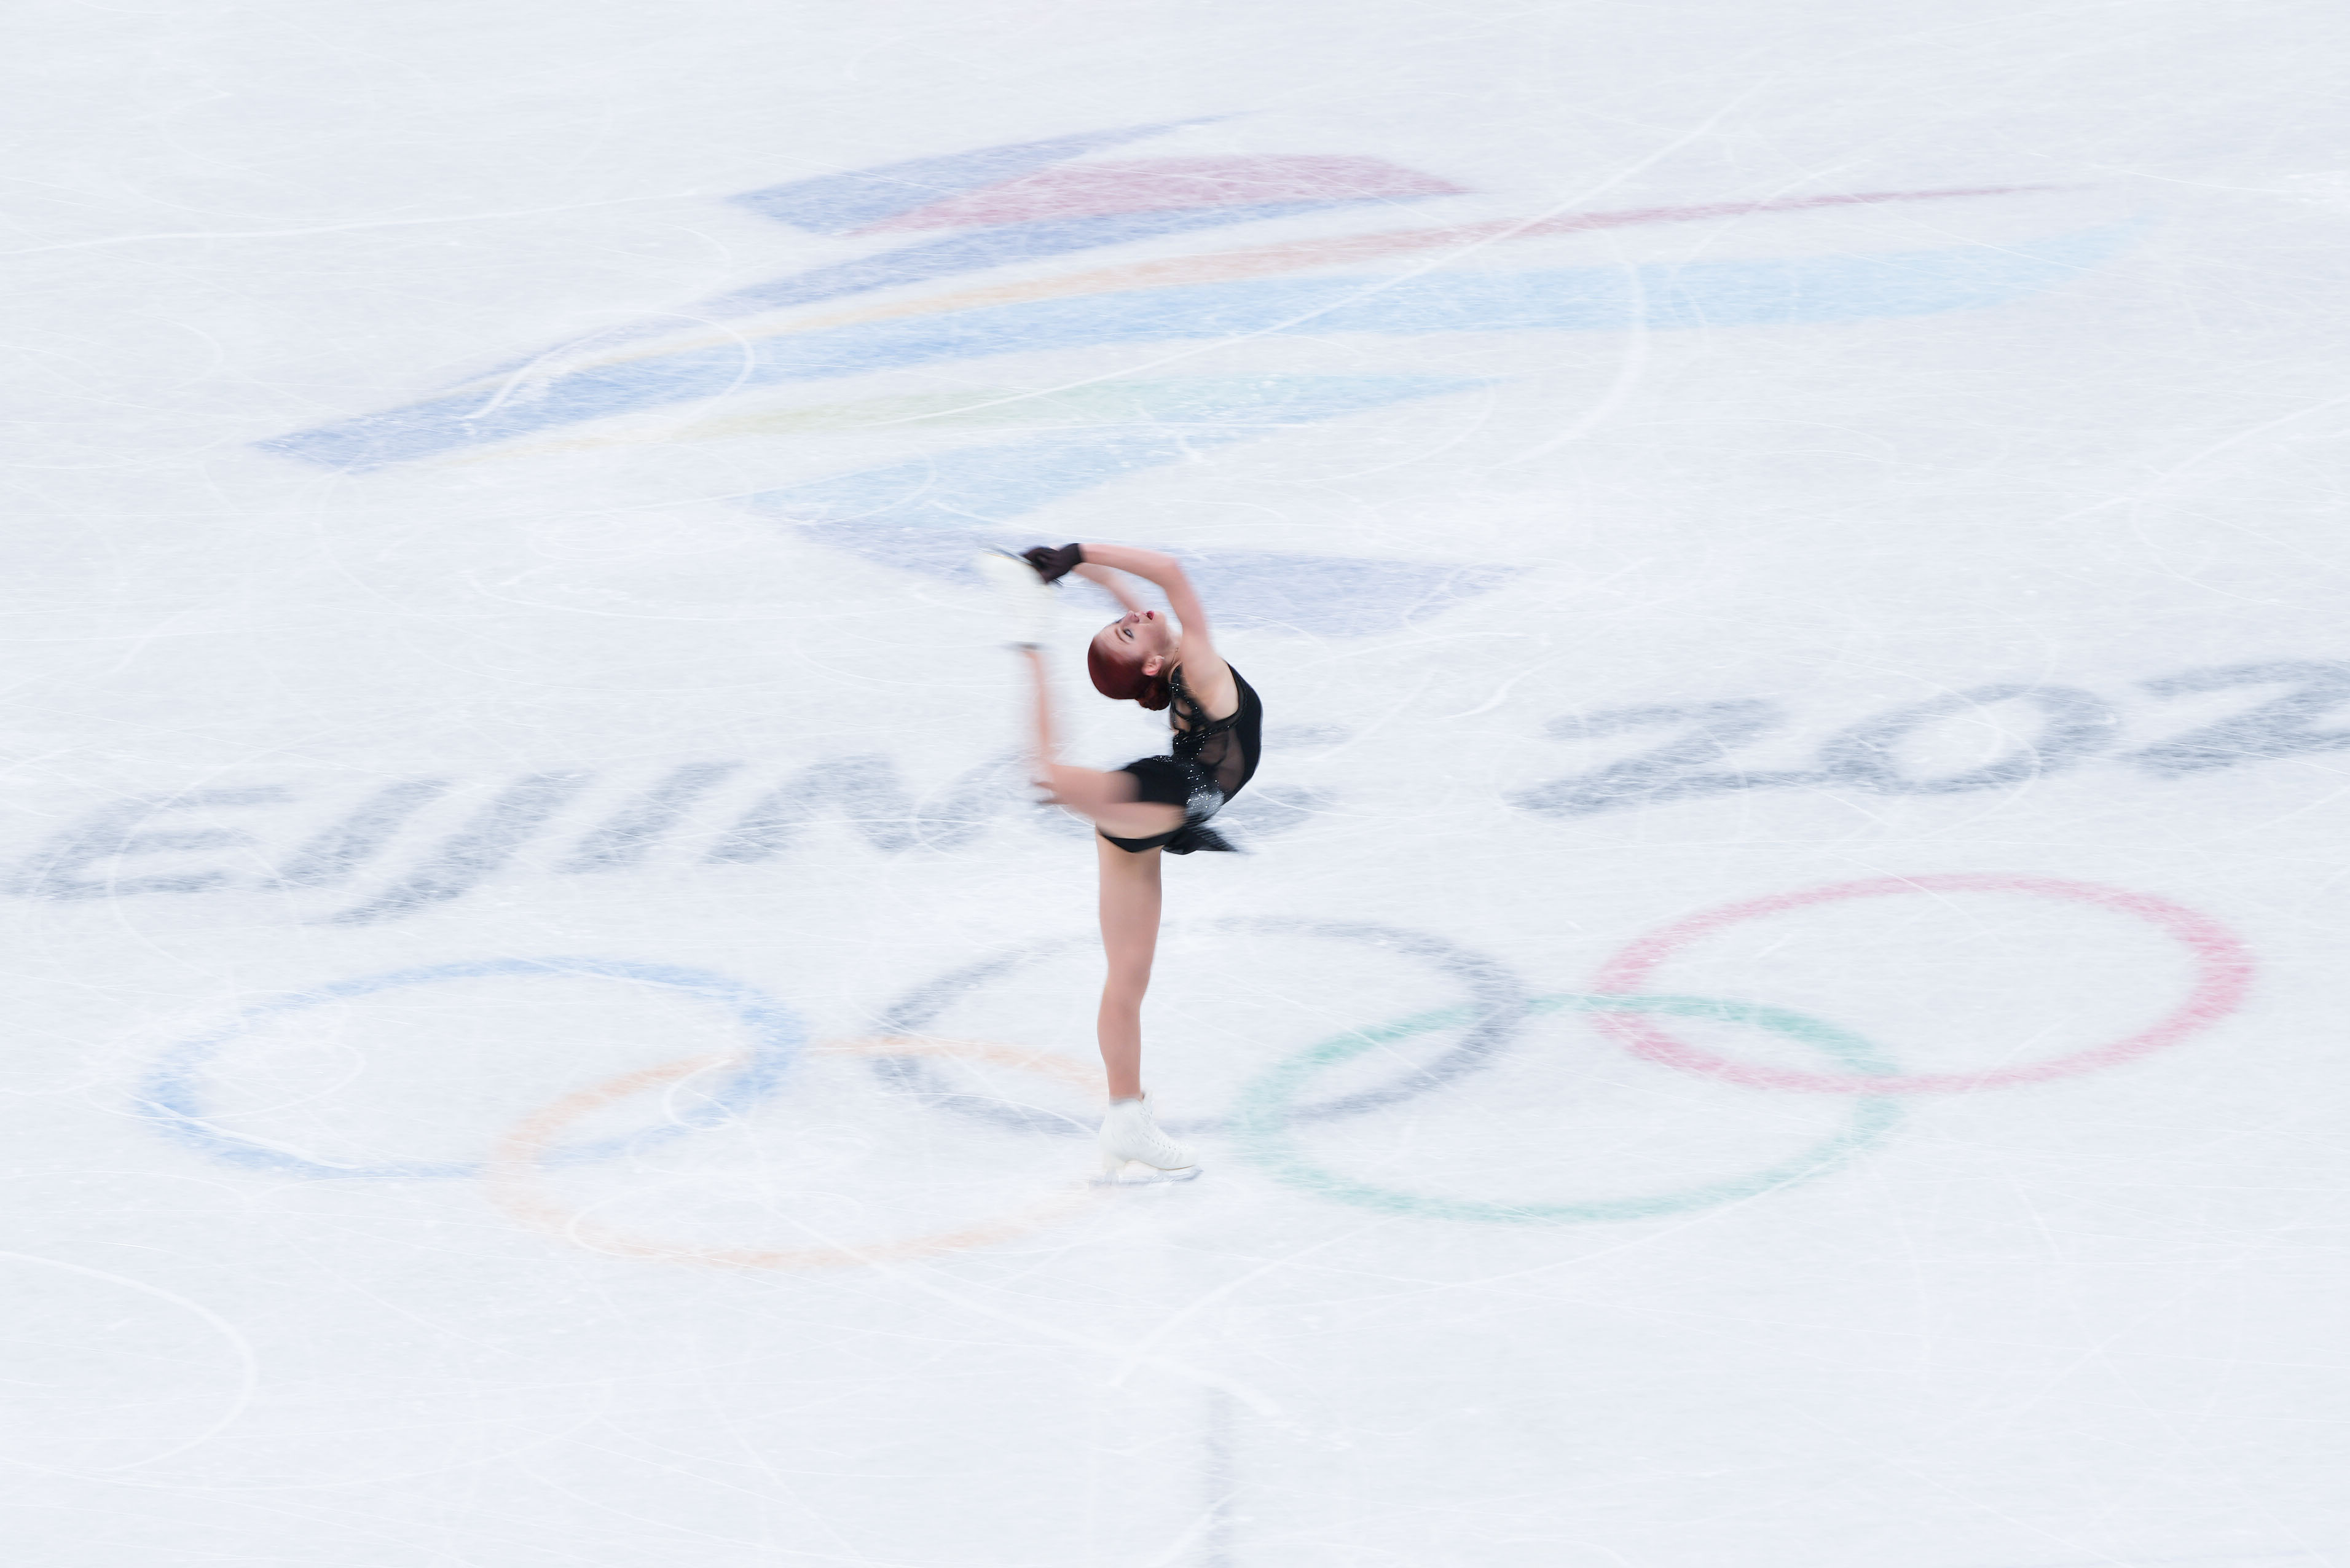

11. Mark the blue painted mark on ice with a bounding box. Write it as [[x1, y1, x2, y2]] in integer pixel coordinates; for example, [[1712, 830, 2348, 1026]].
[[262, 222, 2140, 471], [739, 374, 1509, 633], [753, 374, 1476, 536], [768, 429, 1280, 576], [135, 957, 804, 1182], [770, 425, 1527, 624]]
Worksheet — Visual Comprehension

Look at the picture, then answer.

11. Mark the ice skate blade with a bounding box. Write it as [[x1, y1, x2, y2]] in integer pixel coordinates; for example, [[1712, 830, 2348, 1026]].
[[1091, 1160, 1203, 1186]]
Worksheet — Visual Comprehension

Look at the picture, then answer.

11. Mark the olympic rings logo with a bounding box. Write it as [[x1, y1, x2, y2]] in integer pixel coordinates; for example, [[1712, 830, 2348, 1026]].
[[132, 874, 2254, 1266]]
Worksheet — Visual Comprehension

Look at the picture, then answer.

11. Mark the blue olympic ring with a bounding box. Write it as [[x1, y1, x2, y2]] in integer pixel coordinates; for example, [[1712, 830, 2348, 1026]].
[[134, 957, 804, 1180]]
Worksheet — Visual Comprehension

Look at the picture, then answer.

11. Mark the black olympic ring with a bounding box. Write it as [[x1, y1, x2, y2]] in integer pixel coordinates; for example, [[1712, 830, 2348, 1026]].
[[868, 916, 1528, 1137]]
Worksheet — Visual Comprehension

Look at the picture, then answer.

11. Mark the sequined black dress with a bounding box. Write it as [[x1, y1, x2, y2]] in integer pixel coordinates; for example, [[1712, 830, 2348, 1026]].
[[1099, 664, 1262, 855]]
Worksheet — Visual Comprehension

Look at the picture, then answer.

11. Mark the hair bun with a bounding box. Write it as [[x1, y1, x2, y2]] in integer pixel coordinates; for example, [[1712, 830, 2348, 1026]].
[[1087, 641, 1171, 709]]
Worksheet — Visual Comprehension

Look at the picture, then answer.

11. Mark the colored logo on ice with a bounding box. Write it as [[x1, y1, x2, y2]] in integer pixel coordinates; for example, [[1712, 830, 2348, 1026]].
[[261, 122, 2137, 634]]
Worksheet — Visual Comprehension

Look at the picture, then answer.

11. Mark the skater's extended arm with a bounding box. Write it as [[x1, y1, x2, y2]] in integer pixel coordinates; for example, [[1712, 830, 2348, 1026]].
[[1069, 545, 1235, 716], [1019, 648, 1185, 840], [1071, 562, 1150, 616]]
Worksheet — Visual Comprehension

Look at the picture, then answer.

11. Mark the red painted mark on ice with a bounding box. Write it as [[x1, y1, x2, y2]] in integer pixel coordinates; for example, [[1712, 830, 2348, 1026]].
[[862, 155, 1466, 230], [1586, 872, 2254, 1094]]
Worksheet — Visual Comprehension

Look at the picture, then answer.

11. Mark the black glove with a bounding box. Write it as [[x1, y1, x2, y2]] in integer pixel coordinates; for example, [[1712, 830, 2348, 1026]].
[[1020, 543, 1084, 583]]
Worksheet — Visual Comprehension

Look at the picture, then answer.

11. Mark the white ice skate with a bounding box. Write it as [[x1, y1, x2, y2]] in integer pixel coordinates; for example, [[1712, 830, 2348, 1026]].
[[972, 549, 1058, 649], [1094, 1096, 1203, 1185]]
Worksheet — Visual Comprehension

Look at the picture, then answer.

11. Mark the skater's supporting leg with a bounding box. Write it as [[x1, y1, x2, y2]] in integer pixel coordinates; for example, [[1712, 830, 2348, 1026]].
[[1095, 833, 1161, 1102], [991, 548, 1241, 1180]]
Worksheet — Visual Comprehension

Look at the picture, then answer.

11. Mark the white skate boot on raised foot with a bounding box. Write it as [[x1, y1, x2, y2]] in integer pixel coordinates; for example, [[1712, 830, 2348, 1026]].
[[972, 549, 1057, 649], [1094, 1096, 1203, 1185]]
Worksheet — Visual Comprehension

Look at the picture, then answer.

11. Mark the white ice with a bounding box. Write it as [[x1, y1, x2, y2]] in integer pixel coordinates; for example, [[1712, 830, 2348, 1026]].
[[4, 2, 2349, 1564]]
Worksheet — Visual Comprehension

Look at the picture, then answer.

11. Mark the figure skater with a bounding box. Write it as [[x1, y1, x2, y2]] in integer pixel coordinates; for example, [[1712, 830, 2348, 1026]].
[[983, 543, 1262, 1183]]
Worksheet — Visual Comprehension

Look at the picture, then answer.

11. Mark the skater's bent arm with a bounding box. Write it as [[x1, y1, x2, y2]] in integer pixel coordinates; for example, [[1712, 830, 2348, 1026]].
[[1072, 545, 1233, 708], [1072, 546, 1204, 634], [1071, 562, 1150, 616]]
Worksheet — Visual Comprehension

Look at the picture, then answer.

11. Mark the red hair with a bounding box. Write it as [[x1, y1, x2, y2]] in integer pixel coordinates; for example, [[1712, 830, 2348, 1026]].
[[1088, 638, 1171, 710]]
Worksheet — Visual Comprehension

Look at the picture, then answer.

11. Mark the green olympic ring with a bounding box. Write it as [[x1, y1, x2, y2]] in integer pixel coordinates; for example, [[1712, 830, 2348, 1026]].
[[1230, 994, 1904, 1225]]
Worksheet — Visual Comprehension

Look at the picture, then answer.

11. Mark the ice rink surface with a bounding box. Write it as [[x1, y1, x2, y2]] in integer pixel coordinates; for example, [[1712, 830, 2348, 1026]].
[[7, 1, 2350, 1562]]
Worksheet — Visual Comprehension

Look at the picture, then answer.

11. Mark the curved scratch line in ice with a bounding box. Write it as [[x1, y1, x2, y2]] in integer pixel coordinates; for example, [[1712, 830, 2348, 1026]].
[[804, 1239, 1295, 1429], [0, 1251, 259, 1475], [147, 1114, 378, 1172], [1136, 1507, 1221, 1568], [1499, 227, 1651, 468], [1107, 1221, 1388, 1393], [458, 310, 764, 425], [1444, 659, 1565, 721], [2132, 387, 2350, 505]]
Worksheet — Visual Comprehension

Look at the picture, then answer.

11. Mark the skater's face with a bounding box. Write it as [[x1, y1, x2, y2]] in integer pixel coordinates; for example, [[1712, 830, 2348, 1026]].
[[1094, 608, 1176, 675]]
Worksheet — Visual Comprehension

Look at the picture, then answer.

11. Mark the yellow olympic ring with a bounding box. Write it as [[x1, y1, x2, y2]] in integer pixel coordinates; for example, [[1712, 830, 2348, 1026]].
[[485, 1037, 1104, 1270]]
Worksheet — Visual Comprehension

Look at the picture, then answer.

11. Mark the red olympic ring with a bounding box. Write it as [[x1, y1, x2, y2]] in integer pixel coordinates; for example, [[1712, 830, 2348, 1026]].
[[1587, 874, 2254, 1094]]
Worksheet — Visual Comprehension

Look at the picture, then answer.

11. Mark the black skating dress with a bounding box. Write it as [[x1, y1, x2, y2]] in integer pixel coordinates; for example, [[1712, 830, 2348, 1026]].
[[1099, 664, 1262, 855]]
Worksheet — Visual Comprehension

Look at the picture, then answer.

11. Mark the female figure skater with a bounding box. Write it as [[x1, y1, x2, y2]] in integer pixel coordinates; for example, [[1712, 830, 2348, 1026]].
[[994, 543, 1262, 1183]]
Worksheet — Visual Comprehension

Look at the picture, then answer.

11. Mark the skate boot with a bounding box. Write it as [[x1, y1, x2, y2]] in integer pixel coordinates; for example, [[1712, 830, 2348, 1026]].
[[1095, 1096, 1203, 1185], [972, 549, 1058, 649]]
